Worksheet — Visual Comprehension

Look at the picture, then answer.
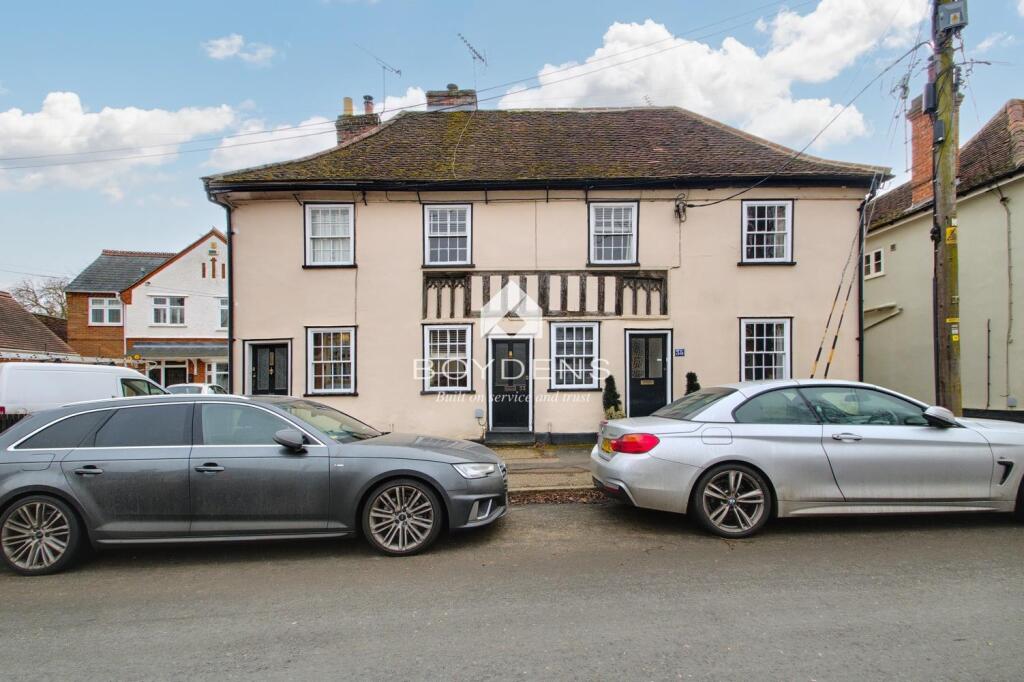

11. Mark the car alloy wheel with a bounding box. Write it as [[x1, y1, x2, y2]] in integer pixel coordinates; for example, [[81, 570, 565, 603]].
[[696, 465, 770, 538], [363, 480, 441, 556], [1, 497, 80, 575]]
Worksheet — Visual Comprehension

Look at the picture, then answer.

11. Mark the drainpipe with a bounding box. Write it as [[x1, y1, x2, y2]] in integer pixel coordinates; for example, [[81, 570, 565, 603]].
[[208, 191, 234, 393], [857, 179, 879, 382], [1000, 193, 1013, 406]]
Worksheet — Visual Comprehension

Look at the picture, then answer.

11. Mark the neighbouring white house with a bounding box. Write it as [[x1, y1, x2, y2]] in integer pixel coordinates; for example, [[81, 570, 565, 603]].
[[65, 229, 230, 388]]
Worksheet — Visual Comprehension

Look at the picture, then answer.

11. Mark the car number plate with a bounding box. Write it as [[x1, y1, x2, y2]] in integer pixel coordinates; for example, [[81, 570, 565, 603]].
[[601, 438, 614, 454]]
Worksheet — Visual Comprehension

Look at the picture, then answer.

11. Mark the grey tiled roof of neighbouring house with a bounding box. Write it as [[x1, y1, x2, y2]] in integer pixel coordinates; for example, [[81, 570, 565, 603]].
[[131, 342, 228, 359], [66, 250, 175, 293]]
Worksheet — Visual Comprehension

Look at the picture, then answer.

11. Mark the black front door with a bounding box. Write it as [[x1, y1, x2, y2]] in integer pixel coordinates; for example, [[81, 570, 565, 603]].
[[251, 343, 289, 395], [490, 339, 531, 431], [627, 332, 669, 417]]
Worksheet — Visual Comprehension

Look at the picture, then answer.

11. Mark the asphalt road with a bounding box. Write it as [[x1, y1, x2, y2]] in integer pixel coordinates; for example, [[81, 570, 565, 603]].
[[2, 503, 1023, 681]]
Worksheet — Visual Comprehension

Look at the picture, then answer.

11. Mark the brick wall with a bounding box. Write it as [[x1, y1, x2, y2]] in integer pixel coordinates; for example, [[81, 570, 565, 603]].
[[66, 292, 124, 358]]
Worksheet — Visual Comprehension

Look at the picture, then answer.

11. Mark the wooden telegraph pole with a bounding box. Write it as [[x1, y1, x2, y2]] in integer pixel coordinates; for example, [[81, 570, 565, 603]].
[[931, 0, 967, 413]]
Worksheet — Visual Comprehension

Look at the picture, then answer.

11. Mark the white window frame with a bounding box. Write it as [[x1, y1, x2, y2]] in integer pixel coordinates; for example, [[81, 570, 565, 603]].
[[205, 362, 229, 391], [589, 202, 638, 265], [549, 322, 600, 390], [863, 248, 885, 279], [304, 203, 355, 266], [218, 298, 229, 330], [88, 297, 122, 326], [151, 295, 186, 326], [423, 204, 472, 266], [306, 326, 356, 395], [422, 324, 473, 393], [740, 200, 793, 263], [739, 317, 791, 381]]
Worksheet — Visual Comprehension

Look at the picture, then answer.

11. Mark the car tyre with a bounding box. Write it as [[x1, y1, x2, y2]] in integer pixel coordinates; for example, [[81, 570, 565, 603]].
[[362, 478, 443, 556], [1014, 479, 1024, 522], [1, 495, 84, 576], [691, 464, 772, 539]]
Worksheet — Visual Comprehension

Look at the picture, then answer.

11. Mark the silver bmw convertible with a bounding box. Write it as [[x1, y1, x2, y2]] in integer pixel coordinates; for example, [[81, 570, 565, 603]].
[[0, 395, 507, 575], [592, 379, 1024, 537]]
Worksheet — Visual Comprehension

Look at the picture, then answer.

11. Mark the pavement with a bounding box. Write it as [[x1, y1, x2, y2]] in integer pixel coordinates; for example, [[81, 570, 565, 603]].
[[2, 502, 1023, 680], [497, 444, 594, 491]]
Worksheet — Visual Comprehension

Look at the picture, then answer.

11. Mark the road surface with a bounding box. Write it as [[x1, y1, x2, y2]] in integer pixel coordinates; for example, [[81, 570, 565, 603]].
[[2, 502, 1022, 680]]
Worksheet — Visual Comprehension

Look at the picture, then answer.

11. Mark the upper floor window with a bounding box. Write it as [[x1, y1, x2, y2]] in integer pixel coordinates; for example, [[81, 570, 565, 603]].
[[741, 200, 793, 263], [89, 297, 122, 326], [153, 296, 185, 325], [740, 317, 790, 381], [424, 204, 472, 265], [219, 297, 229, 329], [589, 202, 638, 265], [305, 203, 354, 266], [863, 248, 884, 279]]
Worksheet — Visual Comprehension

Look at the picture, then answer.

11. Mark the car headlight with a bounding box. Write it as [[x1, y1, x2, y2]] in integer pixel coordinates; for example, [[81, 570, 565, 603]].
[[453, 462, 497, 479]]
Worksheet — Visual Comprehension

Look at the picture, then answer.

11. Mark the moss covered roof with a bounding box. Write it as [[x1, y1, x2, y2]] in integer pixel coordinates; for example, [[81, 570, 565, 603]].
[[205, 107, 886, 190]]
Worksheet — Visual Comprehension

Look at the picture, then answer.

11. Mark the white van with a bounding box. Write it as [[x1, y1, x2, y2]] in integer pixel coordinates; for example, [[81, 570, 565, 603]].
[[0, 362, 166, 415]]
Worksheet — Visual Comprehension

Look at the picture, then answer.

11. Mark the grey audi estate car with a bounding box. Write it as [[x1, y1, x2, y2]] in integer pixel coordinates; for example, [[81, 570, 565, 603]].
[[593, 379, 1024, 538], [0, 395, 507, 575]]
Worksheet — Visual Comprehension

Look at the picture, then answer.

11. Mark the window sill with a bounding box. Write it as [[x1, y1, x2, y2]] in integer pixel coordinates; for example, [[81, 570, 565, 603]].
[[303, 263, 357, 269], [421, 389, 475, 395], [736, 261, 796, 267], [423, 263, 474, 269], [547, 387, 602, 393], [586, 262, 640, 268], [150, 323, 187, 327], [864, 272, 885, 280], [304, 392, 357, 397], [88, 323, 123, 327]]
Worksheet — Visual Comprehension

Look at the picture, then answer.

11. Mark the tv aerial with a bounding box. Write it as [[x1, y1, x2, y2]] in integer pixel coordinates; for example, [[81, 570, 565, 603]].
[[356, 43, 402, 113], [457, 33, 488, 88]]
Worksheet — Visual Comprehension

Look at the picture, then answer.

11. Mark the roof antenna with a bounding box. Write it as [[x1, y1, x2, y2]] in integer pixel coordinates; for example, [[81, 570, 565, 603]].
[[355, 43, 402, 114], [457, 32, 488, 90]]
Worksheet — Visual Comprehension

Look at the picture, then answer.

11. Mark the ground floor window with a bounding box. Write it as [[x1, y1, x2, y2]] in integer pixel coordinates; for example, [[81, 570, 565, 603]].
[[205, 362, 229, 391], [423, 324, 472, 392], [147, 361, 188, 387], [306, 327, 356, 394], [550, 322, 599, 389], [740, 318, 791, 381]]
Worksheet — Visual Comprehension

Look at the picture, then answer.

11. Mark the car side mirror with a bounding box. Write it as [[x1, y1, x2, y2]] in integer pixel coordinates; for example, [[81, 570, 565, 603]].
[[274, 428, 307, 452], [923, 405, 958, 428]]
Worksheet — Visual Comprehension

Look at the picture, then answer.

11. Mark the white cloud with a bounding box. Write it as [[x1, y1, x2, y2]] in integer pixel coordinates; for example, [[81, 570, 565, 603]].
[[0, 92, 235, 198], [380, 86, 426, 121], [975, 31, 1016, 53], [206, 116, 336, 171], [500, 0, 928, 150], [202, 34, 277, 65], [1019, 0, 1024, 17]]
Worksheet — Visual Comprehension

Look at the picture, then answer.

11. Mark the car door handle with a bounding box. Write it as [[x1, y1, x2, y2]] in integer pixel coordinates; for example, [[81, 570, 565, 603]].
[[73, 465, 104, 476], [831, 433, 863, 442], [194, 463, 224, 473]]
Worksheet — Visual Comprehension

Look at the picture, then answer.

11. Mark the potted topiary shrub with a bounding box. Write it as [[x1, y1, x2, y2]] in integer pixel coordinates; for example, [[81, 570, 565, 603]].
[[603, 375, 625, 419], [685, 372, 701, 395]]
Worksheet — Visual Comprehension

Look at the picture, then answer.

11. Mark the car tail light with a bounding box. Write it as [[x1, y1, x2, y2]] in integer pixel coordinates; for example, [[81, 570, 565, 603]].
[[0, 405, 5, 415], [610, 433, 660, 454]]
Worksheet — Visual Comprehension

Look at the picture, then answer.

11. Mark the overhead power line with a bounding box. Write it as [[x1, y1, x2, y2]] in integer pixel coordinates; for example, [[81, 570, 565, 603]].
[[0, 0, 816, 168]]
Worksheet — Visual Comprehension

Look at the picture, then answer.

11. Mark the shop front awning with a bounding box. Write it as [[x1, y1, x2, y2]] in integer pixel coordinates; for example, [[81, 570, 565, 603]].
[[131, 342, 228, 360]]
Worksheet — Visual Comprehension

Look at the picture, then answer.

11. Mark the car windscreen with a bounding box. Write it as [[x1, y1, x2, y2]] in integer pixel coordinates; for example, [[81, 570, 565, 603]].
[[272, 399, 382, 443], [651, 388, 736, 421]]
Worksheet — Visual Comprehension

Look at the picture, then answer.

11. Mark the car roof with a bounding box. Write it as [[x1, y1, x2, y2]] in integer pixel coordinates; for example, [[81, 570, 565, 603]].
[[0, 362, 143, 375], [62, 394, 252, 410]]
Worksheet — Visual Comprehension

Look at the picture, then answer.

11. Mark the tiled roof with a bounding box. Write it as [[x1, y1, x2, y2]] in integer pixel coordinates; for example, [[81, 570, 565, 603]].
[[205, 107, 887, 189], [0, 292, 76, 355], [868, 98, 1024, 230], [33, 313, 67, 341], [66, 251, 173, 293]]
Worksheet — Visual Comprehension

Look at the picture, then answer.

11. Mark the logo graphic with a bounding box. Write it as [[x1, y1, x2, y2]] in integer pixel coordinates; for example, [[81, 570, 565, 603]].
[[480, 280, 543, 338]]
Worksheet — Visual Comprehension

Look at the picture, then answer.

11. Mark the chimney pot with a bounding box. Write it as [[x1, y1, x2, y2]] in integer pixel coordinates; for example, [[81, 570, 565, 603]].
[[343, 97, 354, 116], [363, 95, 374, 114]]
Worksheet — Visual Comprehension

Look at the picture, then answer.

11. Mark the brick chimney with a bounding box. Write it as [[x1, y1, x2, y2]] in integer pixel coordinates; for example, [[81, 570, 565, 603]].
[[426, 83, 478, 112], [335, 95, 380, 145], [907, 95, 934, 206]]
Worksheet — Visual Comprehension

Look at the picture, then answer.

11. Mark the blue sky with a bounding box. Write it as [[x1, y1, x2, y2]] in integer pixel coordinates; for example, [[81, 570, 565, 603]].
[[1, 0, 1022, 290]]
